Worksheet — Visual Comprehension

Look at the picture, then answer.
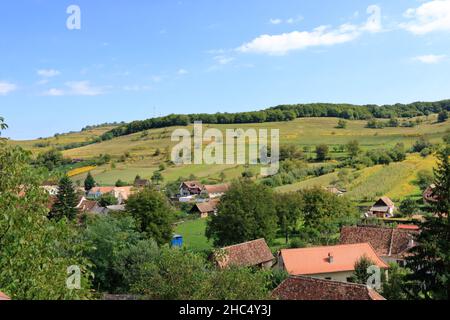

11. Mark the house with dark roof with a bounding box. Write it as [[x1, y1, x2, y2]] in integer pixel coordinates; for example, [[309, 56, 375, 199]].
[[340, 225, 419, 266], [76, 197, 104, 214], [212, 239, 275, 269], [134, 178, 150, 188], [190, 199, 220, 218], [179, 181, 203, 196], [423, 184, 438, 203], [367, 197, 396, 218], [278, 243, 388, 283], [272, 276, 385, 301]]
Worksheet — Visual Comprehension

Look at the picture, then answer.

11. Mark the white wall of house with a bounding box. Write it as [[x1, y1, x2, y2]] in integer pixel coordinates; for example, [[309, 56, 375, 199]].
[[304, 271, 355, 283]]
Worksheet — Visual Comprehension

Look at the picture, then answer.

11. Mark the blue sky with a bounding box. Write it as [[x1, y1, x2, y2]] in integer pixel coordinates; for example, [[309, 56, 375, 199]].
[[1, 0, 450, 139]]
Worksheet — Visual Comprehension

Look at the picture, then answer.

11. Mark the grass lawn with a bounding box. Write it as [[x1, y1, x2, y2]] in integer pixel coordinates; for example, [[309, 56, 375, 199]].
[[174, 218, 213, 252]]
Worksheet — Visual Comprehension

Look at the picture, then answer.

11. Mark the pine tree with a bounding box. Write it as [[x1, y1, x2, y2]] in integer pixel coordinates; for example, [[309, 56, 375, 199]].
[[406, 146, 450, 300], [49, 175, 79, 221], [84, 171, 96, 191]]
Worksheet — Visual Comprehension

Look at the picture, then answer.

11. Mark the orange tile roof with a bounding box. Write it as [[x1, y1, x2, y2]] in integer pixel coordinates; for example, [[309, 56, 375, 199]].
[[397, 224, 420, 231], [280, 243, 388, 276], [273, 276, 386, 301], [203, 184, 230, 194]]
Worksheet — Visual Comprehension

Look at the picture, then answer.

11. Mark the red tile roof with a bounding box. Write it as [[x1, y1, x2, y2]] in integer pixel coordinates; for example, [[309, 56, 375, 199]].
[[0, 291, 11, 300], [340, 225, 419, 258], [213, 238, 275, 269], [272, 276, 386, 300], [280, 243, 388, 276], [203, 184, 230, 194]]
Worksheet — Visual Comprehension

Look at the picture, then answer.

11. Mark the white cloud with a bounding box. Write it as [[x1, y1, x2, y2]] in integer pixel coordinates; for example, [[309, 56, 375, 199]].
[[270, 16, 303, 25], [123, 85, 153, 92], [270, 18, 282, 25], [42, 81, 105, 96], [413, 54, 447, 64], [66, 81, 104, 96], [214, 55, 235, 65], [0, 82, 17, 95], [239, 5, 381, 55], [37, 69, 61, 78], [177, 69, 188, 75], [401, 0, 450, 35], [42, 88, 65, 96]]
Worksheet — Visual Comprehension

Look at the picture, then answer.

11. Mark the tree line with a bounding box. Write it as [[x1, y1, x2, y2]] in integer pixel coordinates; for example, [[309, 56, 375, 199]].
[[99, 100, 450, 141]]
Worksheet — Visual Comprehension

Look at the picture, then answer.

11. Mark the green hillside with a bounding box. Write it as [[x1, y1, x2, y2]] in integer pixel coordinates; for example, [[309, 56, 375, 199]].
[[9, 114, 449, 204]]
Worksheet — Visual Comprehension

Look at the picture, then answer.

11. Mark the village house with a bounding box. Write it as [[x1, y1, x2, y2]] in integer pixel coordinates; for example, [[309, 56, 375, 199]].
[[87, 186, 133, 204], [325, 186, 346, 197], [76, 197, 105, 214], [366, 196, 396, 218], [272, 276, 385, 301], [278, 243, 388, 282], [423, 184, 438, 203], [340, 225, 419, 266], [40, 182, 59, 196], [201, 183, 230, 199], [190, 199, 220, 218], [212, 239, 275, 269], [179, 181, 203, 197], [134, 178, 150, 188]]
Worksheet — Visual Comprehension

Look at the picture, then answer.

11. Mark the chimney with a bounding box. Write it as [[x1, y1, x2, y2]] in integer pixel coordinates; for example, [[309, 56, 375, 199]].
[[328, 253, 334, 263]]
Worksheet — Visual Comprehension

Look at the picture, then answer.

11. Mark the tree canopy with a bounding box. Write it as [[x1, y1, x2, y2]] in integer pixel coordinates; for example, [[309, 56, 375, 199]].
[[206, 179, 278, 247]]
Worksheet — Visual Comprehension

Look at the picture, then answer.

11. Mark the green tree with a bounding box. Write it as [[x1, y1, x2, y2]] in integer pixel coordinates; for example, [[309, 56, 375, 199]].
[[206, 179, 278, 247], [129, 247, 270, 300], [0, 144, 91, 299], [406, 147, 450, 299], [417, 169, 434, 191], [437, 111, 448, 123], [84, 171, 96, 191], [0, 116, 7, 131], [115, 179, 128, 187], [382, 263, 412, 300], [352, 255, 376, 285], [36, 148, 68, 171], [336, 119, 347, 129], [82, 214, 142, 292], [49, 175, 79, 221], [399, 198, 419, 216], [298, 187, 359, 245], [98, 193, 119, 207], [198, 267, 270, 300], [151, 171, 164, 185], [275, 192, 303, 243], [126, 188, 175, 245], [346, 140, 360, 158], [112, 239, 160, 293], [315, 144, 329, 161], [130, 247, 208, 300]]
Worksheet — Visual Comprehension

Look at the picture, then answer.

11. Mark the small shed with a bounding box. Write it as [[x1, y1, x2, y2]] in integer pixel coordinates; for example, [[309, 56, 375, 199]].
[[171, 235, 183, 248]]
